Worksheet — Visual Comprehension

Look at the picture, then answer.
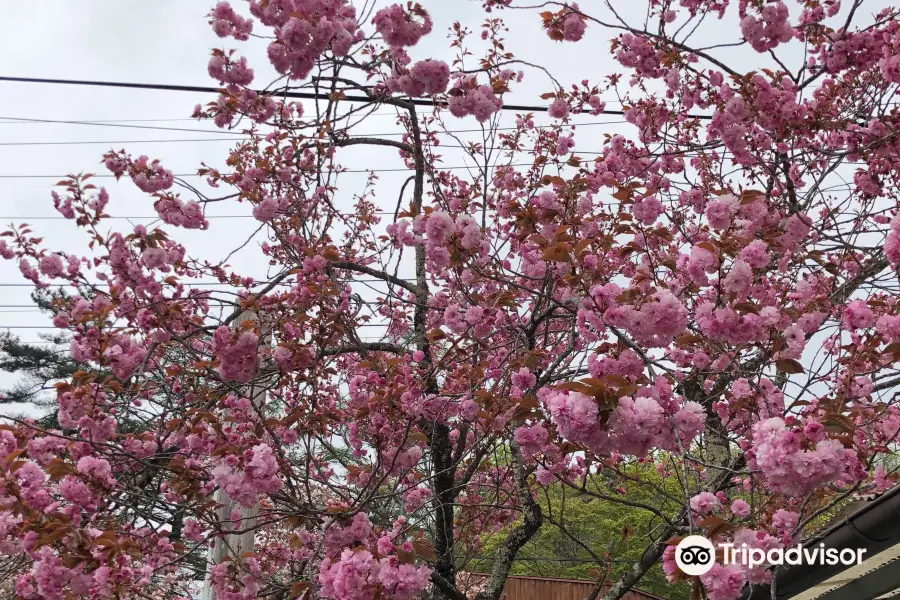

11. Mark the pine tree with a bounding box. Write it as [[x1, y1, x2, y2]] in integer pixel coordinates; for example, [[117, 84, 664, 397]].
[[0, 289, 76, 428]]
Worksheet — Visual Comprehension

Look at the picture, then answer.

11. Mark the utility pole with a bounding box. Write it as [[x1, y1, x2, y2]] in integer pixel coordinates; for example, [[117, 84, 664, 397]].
[[201, 310, 266, 600]]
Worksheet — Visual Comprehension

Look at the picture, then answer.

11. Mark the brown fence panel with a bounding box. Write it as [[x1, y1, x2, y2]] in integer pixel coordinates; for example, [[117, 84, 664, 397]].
[[501, 576, 594, 600], [458, 574, 667, 600]]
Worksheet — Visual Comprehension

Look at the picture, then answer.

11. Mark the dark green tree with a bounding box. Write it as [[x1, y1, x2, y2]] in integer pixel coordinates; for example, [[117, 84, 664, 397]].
[[0, 289, 77, 428], [472, 461, 691, 600]]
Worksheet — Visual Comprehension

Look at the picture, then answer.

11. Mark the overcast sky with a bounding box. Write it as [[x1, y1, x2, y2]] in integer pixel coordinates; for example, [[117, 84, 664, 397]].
[[0, 0, 892, 415]]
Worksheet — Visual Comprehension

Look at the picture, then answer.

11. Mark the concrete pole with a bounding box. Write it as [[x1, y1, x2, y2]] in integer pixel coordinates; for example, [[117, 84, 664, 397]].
[[201, 310, 265, 600]]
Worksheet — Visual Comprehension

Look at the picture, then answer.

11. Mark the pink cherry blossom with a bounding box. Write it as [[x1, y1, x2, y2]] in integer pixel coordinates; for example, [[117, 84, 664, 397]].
[[705, 195, 739, 230], [548, 98, 569, 119], [723, 259, 753, 294], [690, 491, 720, 515], [700, 563, 747, 600], [730, 499, 751, 518], [209, 1, 253, 40], [771, 509, 799, 532], [750, 418, 859, 496], [741, 2, 793, 53], [373, 4, 432, 48], [842, 299, 875, 330]]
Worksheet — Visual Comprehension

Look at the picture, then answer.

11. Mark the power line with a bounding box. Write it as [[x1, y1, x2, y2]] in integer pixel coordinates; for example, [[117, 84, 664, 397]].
[[0, 282, 255, 287], [0, 137, 233, 147], [0, 110, 430, 127], [0, 161, 552, 179], [0, 126, 632, 149], [1, 210, 403, 219], [7, 337, 394, 344], [3, 214, 251, 220], [0, 117, 197, 124], [0, 278, 415, 287], [0, 133, 875, 172], [0, 116, 245, 136], [0, 298, 403, 308], [0, 75, 718, 121], [1, 211, 410, 219], [0, 323, 389, 329], [0, 100, 637, 127], [0, 116, 629, 138], [0, 300, 390, 308], [0, 182, 860, 220], [0, 304, 238, 308], [0, 75, 611, 116], [0, 124, 875, 173], [0, 107, 412, 135]]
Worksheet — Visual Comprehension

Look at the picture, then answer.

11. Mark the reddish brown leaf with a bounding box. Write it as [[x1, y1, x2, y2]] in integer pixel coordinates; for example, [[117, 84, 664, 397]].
[[46, 458, 74, 480], [822, 414, 855, 433], [573, 238, 592, 255], [733, 302, 761, 315], [697, 516, 728, 528], [775, 359, 804, 374], [602, 374, 631, 387], [557, 382, 597, 395], [540, 243, 572, 263], [426, 329, 446, 342], [518, 396, 539, 410], [412, 539, 437, 561], [612, 188, 631, 201]]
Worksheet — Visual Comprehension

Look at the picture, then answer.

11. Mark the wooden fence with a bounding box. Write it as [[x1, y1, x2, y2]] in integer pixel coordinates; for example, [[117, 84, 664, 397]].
[[457, 573, 667, 600]]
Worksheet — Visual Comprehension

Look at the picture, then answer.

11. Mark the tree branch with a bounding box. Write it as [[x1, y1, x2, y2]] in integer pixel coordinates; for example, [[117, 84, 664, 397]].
[[318, 342, 406, 358], [473, 442, 543, 600], [328, 260, 423, 296]]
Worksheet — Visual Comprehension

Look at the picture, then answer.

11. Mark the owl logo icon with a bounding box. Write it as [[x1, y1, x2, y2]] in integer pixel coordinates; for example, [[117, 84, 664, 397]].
[[675, 536, 716, 576]]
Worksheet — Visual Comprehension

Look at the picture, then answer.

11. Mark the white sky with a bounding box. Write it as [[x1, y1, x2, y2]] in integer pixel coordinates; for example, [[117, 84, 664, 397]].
[[0, 0, 893, 416]]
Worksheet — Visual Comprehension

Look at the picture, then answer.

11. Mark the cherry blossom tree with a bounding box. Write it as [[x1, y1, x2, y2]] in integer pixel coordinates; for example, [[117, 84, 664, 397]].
[[2, 1, 900, 600]]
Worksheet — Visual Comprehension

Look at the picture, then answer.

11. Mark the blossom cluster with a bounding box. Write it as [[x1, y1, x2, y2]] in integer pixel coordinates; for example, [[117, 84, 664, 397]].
[[373, 3, 432, 48], [748, 417, 861, 496], [447, 77, 504, 122], [385, 59, 451, 97], [251, 0, 360, 81], [740, 2, 793, 52], [540, 379, 706, 459]]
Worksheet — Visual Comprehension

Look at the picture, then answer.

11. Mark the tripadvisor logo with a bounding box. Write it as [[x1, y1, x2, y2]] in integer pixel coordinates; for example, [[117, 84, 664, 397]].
[[675, 536, 716, 576], [675, 535, 867, 576]]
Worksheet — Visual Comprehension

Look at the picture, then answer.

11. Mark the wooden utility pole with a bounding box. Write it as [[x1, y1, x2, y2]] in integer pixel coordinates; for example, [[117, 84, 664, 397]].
[[201, 310, 265, 600]]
